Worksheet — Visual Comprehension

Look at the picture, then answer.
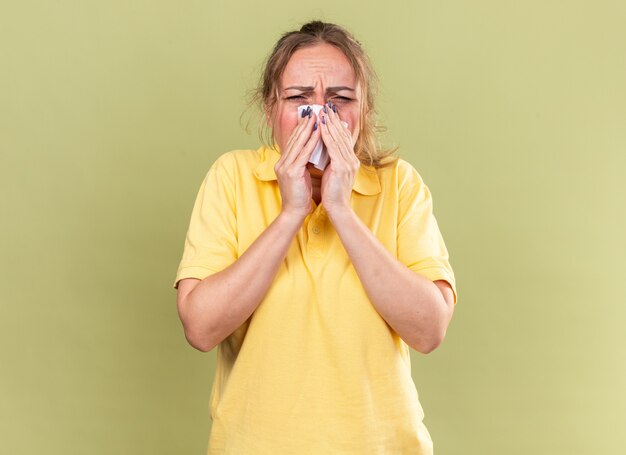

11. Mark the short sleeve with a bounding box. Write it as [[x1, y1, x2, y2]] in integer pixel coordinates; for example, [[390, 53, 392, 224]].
[[173, 155, 238, 288], [397, 164, 457, 304]]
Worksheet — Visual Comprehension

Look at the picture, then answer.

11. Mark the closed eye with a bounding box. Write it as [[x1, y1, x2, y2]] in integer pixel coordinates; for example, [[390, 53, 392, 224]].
[[331, 96, 354, 103]]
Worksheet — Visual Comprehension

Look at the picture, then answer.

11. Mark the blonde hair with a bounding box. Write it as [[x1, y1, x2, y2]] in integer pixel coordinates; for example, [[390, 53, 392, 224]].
[[250, 20, 396, 168]]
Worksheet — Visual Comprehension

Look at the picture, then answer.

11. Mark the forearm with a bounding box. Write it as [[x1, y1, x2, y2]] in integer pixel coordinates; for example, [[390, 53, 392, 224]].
[[328, 208, 453, 353], [180, 211, 304, 351]]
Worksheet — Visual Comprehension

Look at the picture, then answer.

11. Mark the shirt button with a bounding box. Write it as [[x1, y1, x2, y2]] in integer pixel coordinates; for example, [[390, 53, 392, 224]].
[[312, 226, 320, 234]]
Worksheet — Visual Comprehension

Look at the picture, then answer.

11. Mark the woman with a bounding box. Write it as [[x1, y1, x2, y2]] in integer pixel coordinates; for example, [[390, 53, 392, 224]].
[[174, 20, 457, 455]]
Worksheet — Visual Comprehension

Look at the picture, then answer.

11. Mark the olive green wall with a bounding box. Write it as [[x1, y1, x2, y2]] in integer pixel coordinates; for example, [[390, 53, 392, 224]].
[[2, 1, 625, 454]]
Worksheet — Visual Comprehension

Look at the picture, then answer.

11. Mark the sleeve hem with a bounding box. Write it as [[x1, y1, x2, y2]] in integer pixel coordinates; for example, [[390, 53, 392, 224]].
[[412, 266, 458, 304], [173, 266, 220, 289]]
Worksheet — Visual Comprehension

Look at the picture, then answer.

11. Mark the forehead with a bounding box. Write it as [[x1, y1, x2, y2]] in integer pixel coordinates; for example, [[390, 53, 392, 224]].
[[281, 43, 356, 88]]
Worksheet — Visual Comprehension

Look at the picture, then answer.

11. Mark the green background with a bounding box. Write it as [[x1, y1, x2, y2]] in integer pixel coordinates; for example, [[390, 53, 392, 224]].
[[2, 1, 625, 454]]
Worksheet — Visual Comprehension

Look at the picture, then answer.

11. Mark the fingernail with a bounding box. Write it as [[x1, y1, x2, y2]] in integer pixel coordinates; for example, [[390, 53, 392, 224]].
[[308, 109, 312, 118], [313, 122, 318, 131], [332, 104, 337, 113], [322, 115, 326, 125], [323, 105, 327, 113], [301, 108, 307, 118], [328, 100, 332, 107]]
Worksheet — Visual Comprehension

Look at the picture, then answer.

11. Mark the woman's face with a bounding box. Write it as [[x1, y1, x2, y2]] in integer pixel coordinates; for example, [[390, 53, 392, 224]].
[[269, 43, 361, 159]]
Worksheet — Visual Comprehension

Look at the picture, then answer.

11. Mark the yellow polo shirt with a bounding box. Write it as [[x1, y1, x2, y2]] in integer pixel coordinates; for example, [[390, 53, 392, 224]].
[[174, 145, 457, 455]]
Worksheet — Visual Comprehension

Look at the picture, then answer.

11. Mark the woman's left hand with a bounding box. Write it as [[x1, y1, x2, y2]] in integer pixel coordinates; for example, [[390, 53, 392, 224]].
[[319, 101, 360, 216]]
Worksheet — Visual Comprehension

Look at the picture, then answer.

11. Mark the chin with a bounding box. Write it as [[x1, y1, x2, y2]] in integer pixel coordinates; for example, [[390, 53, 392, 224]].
[[306, 163, 325, 178]]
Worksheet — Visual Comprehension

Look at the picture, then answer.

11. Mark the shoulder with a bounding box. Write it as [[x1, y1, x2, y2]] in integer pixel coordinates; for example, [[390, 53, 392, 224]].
[[203, 147, 268, 183], [376, 157, 427, 191], [210, 148, 264, 172]]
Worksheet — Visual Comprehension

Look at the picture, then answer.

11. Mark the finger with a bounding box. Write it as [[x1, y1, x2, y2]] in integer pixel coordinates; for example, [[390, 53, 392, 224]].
[[325, 103, 355, 162], [276, 113, 306, 169], [282, 108, 311, 157], [319, 112, 345, 165], [329, 115, 359, 169], [292, 120, 322, 167], [284, 107, 310, 152], [320, 104, 350, 158], [277, 109, 314, 168], [320, 106, 353, 163], [283, 110, 316, 167]]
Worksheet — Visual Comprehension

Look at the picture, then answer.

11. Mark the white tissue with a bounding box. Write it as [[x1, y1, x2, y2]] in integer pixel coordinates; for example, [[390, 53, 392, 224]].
[[297, 104, 329, 171]]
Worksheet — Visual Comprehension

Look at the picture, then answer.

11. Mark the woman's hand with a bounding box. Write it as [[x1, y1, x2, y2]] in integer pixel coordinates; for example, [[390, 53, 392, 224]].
[[274, 108, 321, 220], [319, 101, 360, 217]]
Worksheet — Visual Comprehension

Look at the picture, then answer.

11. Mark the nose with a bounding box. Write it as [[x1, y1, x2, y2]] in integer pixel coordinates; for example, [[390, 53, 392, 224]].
[[312, 88, 327, 106]]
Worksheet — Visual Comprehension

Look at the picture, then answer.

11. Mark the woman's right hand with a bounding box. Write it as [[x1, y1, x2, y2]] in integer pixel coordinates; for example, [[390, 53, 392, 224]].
[[273, 108, 321, 220], [178, 111, 321, 351]]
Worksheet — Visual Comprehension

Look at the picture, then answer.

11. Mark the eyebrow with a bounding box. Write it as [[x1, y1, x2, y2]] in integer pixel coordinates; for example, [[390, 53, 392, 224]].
[[283, 85, 355, 93]]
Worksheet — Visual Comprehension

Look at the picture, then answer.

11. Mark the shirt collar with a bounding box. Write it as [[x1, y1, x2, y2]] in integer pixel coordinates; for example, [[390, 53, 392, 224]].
[[253, 145, 381, 196]]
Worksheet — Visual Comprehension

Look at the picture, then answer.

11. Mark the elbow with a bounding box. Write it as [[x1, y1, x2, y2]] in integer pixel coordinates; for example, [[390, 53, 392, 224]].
[[411, 328, 447, 354], [185, 331, 216, 352], [411, 291, 454, 354], [182, 324, 219, 353], [413, 338, 442, 354], [178, 301, 219, 352]]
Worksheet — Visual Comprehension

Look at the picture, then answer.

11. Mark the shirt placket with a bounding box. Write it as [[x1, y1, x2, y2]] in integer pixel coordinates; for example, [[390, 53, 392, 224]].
[[306, 206, 327, 259]]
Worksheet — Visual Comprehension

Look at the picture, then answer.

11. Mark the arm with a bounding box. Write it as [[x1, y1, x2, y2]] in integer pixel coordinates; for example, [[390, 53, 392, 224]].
[[177, 211, 304, 352], [326, 208, 455, 353], [176, 111, 320, 352], [319, 102, 455, 354]]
